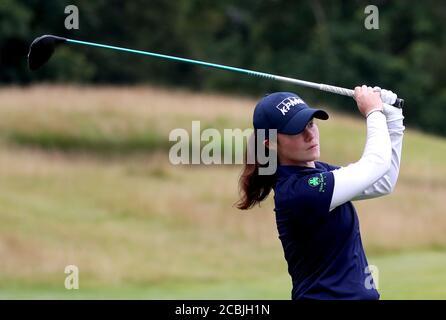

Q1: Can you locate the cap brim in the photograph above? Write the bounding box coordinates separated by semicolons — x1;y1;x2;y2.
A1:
279;108;329;135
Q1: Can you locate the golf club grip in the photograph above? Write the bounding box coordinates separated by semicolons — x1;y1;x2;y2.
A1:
318;84;404;109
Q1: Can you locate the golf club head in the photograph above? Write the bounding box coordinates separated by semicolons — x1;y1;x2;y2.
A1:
28;35;67;70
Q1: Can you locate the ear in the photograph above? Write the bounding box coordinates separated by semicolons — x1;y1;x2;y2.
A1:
264;138;277;150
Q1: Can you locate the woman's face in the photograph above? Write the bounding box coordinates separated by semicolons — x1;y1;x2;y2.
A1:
273;119;320;167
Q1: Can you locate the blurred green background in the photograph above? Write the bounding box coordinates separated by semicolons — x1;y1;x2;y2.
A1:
1;1;446;299
2;0;446;135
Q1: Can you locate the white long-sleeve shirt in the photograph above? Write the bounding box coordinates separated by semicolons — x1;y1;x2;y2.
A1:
329;104;405;211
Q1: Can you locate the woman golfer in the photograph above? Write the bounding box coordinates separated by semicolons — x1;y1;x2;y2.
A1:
237;85;404;300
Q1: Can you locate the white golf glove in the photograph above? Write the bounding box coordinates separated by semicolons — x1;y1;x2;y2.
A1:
373;86;397;105
372;87;403;122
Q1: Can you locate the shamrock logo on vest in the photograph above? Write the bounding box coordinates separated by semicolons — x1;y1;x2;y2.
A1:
308;176;321;187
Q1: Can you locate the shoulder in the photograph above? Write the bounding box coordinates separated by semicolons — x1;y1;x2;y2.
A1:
316;161;340;171
274;170;336;220
274;169;334;205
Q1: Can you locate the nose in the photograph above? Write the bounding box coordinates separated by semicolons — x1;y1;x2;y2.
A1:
303;127;315;142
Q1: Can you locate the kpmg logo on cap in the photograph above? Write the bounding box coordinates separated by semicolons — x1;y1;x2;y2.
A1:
275;97;305;115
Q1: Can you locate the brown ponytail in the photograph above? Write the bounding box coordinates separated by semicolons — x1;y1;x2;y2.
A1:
236;132;277;210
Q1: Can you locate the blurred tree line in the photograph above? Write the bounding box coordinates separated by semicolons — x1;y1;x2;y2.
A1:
1;0;446;136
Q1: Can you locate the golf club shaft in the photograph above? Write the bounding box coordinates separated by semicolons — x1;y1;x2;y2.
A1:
67;38;403;108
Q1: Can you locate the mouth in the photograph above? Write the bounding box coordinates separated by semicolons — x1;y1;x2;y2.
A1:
308;144;319;150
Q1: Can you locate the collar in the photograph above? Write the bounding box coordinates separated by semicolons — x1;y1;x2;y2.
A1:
276;161;327;178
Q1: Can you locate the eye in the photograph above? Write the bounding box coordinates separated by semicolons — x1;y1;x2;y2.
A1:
307;120;314;128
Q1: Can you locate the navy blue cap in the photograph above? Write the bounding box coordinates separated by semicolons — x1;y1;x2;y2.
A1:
253;92;329;135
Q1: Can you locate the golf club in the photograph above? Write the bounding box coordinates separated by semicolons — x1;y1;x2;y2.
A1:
28;35;404;108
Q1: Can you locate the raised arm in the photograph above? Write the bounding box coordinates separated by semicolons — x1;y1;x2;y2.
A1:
329;86;392;211
351;98;404;200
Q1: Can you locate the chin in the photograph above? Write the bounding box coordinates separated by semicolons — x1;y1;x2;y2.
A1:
306;152;319;161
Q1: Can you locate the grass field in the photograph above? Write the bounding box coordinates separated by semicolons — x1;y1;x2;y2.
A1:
0;85;445;299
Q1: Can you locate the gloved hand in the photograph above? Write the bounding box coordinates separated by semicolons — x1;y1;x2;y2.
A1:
373;86;397;105
373;87;403;122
